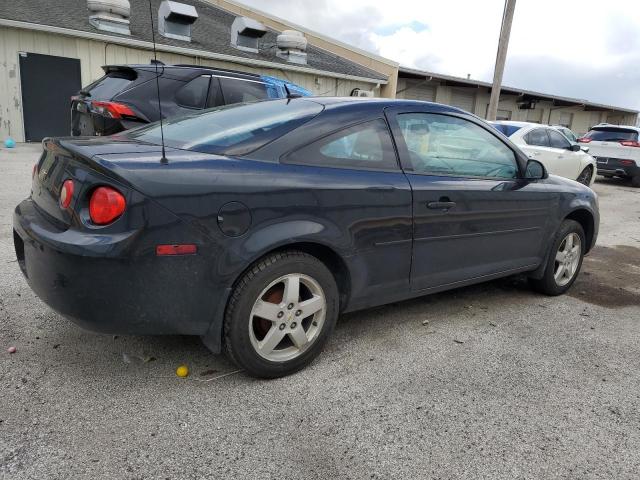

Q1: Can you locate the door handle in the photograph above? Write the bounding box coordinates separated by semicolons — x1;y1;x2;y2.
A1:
427;200;456;210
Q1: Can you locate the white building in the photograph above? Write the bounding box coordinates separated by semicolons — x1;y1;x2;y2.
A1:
397;67;638;135
0;0;393;142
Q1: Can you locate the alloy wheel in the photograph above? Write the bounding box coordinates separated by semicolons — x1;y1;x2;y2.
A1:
554;232;582;286
248;274;326;362
577;168;593;186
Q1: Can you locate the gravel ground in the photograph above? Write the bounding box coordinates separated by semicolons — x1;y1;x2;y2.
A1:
1;143;640;479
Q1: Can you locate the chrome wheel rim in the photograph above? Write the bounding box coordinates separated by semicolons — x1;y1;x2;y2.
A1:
554;233;582;286
248;274;326;362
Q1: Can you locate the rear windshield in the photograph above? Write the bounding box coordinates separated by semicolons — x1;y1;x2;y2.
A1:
491;123;522;137
81;71;136;100
126;99;324;156
584;127;638;142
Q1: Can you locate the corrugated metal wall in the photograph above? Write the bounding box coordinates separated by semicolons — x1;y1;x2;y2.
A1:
0;26;377;142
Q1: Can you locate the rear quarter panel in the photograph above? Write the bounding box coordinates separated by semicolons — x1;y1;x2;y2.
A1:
95;151;414;307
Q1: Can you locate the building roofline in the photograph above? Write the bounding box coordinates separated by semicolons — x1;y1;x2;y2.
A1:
400;66;639;114
0;18;388;85
211;0;399;69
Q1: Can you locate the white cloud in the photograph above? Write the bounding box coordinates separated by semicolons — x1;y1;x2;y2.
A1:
238;0;640;109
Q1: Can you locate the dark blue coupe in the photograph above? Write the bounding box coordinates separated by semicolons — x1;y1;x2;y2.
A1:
14;98;599;377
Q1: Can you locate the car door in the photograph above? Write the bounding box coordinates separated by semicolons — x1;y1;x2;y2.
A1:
547;128;581;179
385;107;551;291
281;117;413;305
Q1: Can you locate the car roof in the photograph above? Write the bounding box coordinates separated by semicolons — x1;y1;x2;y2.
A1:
305;96;467;113
491;120;540;127
104;63;262;80
591;123;640;133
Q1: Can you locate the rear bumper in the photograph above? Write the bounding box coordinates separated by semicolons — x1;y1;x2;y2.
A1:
13;198;225;336
595;157;640;177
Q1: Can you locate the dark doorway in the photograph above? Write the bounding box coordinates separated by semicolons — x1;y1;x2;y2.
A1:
19;52;82;142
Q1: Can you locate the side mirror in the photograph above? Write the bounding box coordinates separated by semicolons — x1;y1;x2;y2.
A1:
525;159;547;180
569;143;581;152
580;145;590;153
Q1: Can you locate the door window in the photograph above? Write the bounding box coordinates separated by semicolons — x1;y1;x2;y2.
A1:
397;113;518;179
220;78;269;104
548;129;572;149
286;119;399;170
524;128;550;147
175;75;210;109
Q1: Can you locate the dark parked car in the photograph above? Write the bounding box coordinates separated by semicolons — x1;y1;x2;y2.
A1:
15;98;599;378
70;63;311;136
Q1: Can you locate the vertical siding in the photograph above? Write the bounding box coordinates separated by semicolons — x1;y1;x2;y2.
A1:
0;26;378;142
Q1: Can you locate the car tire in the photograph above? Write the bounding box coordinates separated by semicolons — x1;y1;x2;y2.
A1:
576;166;593;186
631;175;640;188
529;220;586;296
223;251;339;378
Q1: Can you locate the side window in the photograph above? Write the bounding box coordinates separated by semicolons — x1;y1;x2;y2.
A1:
548;129;571;149
206;77;224;108
525;129;550;147
220;78;269;105
176;75;211;109
285;119;399;171
175;76;210;109
397;113;518;179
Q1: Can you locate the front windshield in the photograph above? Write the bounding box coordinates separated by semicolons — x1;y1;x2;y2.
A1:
126;99;324;156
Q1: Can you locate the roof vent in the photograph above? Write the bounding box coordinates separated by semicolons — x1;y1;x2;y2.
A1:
87;0;131;35
276;30;308;65
231;17;267;53
158;0;198;42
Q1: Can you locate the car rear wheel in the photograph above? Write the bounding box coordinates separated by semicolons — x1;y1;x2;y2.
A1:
576;166;593;186
529;220;585;296
223;251;339;378
631;175;640;188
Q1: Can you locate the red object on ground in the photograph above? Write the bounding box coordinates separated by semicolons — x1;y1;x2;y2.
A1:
8;346;17;354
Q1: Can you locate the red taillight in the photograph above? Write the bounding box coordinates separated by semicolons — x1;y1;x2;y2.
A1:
91;101;137;119
59;179;74;209
89;186;126;225
620;160;636;165
620;140;640;147
577;137;592;143
156;244;198;256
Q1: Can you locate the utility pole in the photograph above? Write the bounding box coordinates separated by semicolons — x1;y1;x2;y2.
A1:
487;0;516;121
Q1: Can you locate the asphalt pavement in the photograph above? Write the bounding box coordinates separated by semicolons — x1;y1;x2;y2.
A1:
1;143;640;479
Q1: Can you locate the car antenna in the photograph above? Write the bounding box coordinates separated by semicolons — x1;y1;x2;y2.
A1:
284;83;301;102
148;0;168;164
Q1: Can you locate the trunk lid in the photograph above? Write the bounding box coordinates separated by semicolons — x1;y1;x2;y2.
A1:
32;137;167;227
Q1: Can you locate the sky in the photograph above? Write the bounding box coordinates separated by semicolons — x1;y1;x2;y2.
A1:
237;0;640;110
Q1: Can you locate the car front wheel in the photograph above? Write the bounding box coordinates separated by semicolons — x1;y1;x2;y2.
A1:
223;251;339;378
529;220;585;296
576;166;593;186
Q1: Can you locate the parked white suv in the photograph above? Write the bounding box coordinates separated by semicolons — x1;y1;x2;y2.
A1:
491;121;596;186
578;124;640;187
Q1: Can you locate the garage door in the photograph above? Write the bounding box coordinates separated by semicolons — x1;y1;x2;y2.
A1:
403;80;436;102
527;108;543;123
19;52;82;142
450;89;475;113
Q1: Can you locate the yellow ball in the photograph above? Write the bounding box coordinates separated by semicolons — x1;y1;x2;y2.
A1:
175;365;189;378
